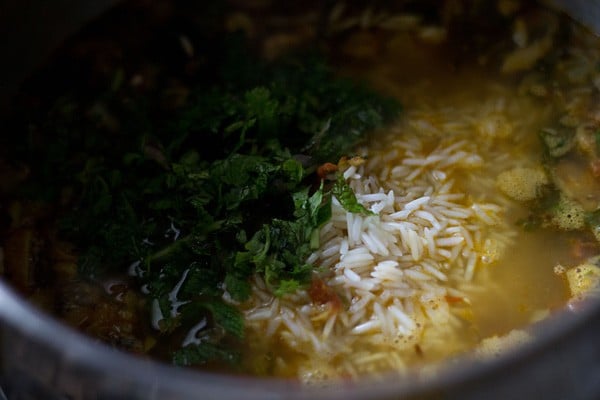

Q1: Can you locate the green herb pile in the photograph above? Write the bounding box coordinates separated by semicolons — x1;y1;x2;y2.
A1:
12;36;400;367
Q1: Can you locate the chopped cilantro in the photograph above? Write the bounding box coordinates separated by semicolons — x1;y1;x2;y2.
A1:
11;33;400;367
333;173;375;216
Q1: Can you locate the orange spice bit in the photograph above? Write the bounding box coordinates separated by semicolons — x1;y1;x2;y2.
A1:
445;295;464;304
308;277;342;312
317;162;338;180
318;156;366;181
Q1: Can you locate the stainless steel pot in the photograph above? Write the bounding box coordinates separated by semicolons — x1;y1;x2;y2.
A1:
1;277;599;400
0;2;599;399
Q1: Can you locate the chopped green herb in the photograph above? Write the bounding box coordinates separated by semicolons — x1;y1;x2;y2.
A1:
12;34;400;367
333;173;375;216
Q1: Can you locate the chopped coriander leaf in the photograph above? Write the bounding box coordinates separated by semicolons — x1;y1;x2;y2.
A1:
333;173;375;216
14;33;400;367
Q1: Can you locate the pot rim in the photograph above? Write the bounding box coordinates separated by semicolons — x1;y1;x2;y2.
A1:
0;278;598;399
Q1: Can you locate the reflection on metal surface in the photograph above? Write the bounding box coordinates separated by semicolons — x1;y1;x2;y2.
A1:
545;0;600;35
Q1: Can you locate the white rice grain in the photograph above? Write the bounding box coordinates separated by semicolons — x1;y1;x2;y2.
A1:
404;196;430;210
352;319;381;334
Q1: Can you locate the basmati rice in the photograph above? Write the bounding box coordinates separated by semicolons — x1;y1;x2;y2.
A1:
214;44;577;379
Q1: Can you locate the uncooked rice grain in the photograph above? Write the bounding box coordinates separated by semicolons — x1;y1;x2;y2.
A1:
231;88;530;382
